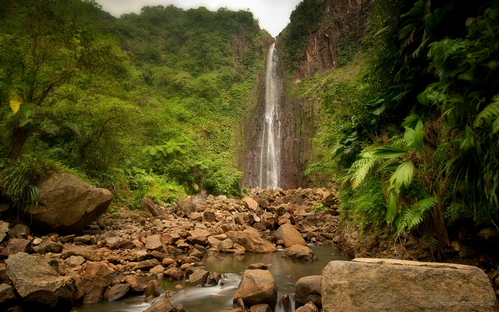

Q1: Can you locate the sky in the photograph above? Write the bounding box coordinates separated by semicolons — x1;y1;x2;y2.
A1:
95;0;302;37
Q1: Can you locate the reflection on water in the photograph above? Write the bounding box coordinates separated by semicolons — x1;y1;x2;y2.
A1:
71;245;349;312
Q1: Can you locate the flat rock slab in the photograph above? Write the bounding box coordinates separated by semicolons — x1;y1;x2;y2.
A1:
322;258;498;311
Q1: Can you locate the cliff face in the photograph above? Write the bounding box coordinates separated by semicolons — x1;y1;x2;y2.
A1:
239;0;371;190
279;0;371;81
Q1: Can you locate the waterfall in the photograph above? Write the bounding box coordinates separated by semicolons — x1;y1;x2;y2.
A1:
259;42;281;190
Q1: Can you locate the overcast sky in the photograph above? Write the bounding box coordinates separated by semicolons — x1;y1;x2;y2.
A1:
95;0;302;37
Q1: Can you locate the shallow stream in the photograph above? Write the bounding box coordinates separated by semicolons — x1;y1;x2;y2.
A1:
71;245;349;312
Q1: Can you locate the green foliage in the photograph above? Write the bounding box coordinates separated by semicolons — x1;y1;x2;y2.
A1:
339;173;388;232
0;156;42;213
0;1;271;213
314;0;499;247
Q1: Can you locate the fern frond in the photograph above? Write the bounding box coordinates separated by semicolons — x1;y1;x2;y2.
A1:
474;94;499;128
348;150;379;188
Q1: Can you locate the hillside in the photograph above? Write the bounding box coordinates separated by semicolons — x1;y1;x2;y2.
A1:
0;1;272;213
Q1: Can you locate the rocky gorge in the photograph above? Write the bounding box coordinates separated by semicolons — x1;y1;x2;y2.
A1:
0;179;497;311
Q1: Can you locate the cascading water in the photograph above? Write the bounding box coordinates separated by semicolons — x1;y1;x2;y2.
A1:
259;42;281;190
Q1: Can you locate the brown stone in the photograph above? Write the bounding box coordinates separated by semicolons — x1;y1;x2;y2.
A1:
39;240;63;253
295;275;321;307
104;283;129;301
142;197;168;217
5;252;75;309
144;298;174;312
82;261;112;303
218;239;234;251
283;245;315;260
0;239;32;257
62;244;102;261
162;258;176;266
202;211;216;223
249;303;272;312
164;267;184;280
226;231;276;253
133;259;161;271
243;196;259;211
144;280;163;298
322;259;498;311
146;235;163;251
275;224;307;247
125;275;147;293
189;269;209;287
26;173;113;234
233;269;277;308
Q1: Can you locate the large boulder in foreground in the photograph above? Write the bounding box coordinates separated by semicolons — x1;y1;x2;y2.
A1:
5;252;75;310
26;173;113;234
233;269;277;308
275;224;307;247
322;258;497;311
226;231;277;253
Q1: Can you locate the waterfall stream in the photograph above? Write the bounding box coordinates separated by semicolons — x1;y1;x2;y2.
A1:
259;42;281;190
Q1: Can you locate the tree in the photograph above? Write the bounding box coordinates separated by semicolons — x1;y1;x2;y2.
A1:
0;0;125;160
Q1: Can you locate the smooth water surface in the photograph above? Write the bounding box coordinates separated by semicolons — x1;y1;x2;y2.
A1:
72;245;349;312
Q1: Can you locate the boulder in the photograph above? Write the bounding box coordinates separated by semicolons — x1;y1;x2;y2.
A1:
0;221;9;243
295;302;319;312
144;298;174;312
125;275;147;293
0;239;32;257
5;252;75;309
62;244;102;261
322;259;498;311
295;275;321;307
146;235;163;251
82;261;112;303
202;211;216;223
104;284;129;301
25;173;113;234
226;231;277;253
189;269;209;287
218;239;234;251
132;259;161;271
283;245;315;260
275;224;307;247
164;267;184;280
0;283;17;307
142;197;168;217
7;224;30;239
39;240;63;253
321;190;337;207
233;269;277;308
144;280;163;298
243;196;259;211
249;303;272;312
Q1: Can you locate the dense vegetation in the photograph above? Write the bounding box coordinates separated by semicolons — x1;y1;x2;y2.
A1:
305;0;499;250
0;0;271;213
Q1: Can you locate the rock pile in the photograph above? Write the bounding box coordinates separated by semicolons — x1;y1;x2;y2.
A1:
0;187;339;311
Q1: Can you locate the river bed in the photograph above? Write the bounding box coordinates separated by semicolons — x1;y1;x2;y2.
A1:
71;245;349;312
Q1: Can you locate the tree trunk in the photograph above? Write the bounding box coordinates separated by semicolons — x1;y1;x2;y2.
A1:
7;127;30;161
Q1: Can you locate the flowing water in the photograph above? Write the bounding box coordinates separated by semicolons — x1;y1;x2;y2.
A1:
72;245;349;312
259;42;281;190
